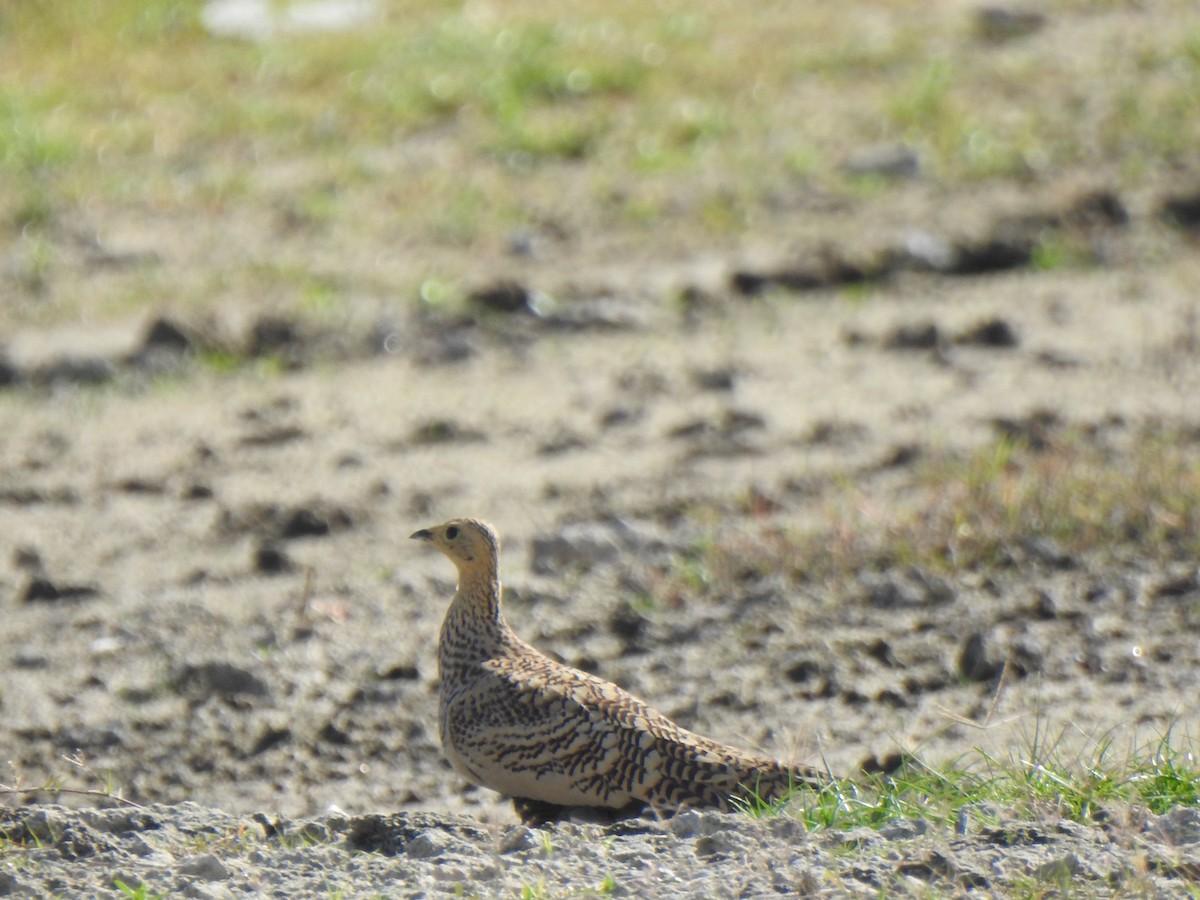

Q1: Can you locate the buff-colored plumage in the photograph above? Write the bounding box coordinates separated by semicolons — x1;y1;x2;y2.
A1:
411;517;821;824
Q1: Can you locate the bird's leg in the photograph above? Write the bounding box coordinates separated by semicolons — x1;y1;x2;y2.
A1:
512;796;573;827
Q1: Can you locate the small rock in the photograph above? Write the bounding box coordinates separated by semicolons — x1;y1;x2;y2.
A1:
52;724;124;753
784;659;821;684
720;408;766;433
279;504;352;540
880;818;929;841
19;576;99;603
1070;190;1128;228
976;6;1047;42
608;601;648;643
695;832;737;857
878;444;921;468
115;477;164;495
408;418;486;445
670;809;725;839
536;295;642;331
729;270;771;295
413;323;475;366
1159;189;1200;230
468;280;530;314
529;519;669;575
1035;853;1086;882
955;317;1019;348
499;826;537;853
141;317;193;353
732;266;828;295
1147;807;1200;845
505;229;537;258
250;542;292;578
907;568;956;604
1032;589;1058;620
958;631;1003;682
406;829;451;859
949;237;1033;275
0;352;20;387
378;662;420;681
319;721;351;745
823;825;882;851
32;356;116;387
863;575;922;609
805;419;868;446
859;748;902;777
690;366;737;392
182;483;215;501
239;425;307;448
537;428;588;456
12;546;42;569
178;883;234;899
897;850;955;880
292;821;332;844
901;230;957;272
178;853;230;881
863;570;954;609
174;661;270;701
280;508;331;539
247;315;300;357
1019;536;1074;569
883;321;941;351
1152;571;1199;598
866;638;898;667
991;409;1061;450
79;808;160;835
430;863;472;881
13;651;49;669
598;406;641;429
130;317;194;373
841;142;922;179
249;726;290;755
531;524;620;573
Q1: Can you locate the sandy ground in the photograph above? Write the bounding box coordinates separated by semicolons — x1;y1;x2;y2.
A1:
2;171;1200;895
3;233;1199;799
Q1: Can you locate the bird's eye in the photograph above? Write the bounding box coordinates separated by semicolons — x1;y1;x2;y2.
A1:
446;525;459;540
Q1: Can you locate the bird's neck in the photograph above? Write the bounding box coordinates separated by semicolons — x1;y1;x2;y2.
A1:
455;567;502;621
439;568;519;661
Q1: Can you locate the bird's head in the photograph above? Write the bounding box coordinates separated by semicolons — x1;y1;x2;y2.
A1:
410;517;501;580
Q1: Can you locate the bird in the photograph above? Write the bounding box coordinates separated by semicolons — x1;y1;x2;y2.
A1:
410;517;824;825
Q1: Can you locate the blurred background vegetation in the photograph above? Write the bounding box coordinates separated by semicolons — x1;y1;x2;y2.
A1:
2;0;1198;329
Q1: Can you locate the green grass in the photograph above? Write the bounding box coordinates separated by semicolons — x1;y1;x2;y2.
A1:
113;882;168;900
681;423;1200;593
3;2;1200;330
739;720;1199;833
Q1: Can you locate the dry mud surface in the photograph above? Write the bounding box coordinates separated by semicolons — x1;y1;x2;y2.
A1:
3;184;1200;896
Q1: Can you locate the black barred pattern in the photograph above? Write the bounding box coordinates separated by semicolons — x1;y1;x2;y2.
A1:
413;518;821;822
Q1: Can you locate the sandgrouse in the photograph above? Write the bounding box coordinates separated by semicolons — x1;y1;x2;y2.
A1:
411;517;822;824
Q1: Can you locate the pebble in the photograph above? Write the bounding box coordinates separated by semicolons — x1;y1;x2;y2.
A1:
529;519;673;575
178;854;231;881
27;803;1186;898
1147;807;1200;844
404;830;450;859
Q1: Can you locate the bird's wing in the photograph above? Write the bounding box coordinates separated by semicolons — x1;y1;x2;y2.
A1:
445;651;795;809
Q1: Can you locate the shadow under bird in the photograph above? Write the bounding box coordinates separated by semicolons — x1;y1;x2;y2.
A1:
411;517;825;825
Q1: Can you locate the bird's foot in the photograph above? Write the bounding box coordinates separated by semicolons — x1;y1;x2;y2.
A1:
512;797;649;827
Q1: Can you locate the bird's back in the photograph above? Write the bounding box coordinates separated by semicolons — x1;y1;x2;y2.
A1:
440;631;816;815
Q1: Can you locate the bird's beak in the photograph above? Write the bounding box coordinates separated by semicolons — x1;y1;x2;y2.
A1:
410;528;434;541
